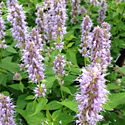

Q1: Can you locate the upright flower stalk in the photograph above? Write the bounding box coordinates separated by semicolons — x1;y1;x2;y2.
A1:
88;0;99;6
70;0;80;24
36;5;46;45
22;28;45;83
76;66;108;125
53;54;65;86
79;15;93;58
97;0;107;24
0;94;16;125
44;0;67;49
7;0;29;48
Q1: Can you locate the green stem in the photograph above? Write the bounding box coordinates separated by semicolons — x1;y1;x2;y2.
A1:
60;85;64;101
45;104;52;120
84;58;86;67
0;48;2;63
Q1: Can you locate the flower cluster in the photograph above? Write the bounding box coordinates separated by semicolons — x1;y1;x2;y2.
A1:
79;15;93;58
80;7;87;17
30;28;44;50
0;13;7;49
76;66;108;125
53;54;65;86
0;94;16;125
34;84;46;98
70;0;81;24
88;0;99;6
7;0;29;48
22;41;44;83
97;0;107;24
36;5;46;44
44;0;67;48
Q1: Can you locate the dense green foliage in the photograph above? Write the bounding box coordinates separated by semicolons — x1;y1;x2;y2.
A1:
0;0;125;125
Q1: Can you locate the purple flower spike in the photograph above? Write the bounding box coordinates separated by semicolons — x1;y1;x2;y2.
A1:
70;0;80;24
76;66;108;125
97;0;107;24
23;41;45;83
7;0;29;48
88;0;99;6
44;0;67;44
34;84;46;98
80;15;93;58
36;5;46;44
53;54;65;86
0;94;16;125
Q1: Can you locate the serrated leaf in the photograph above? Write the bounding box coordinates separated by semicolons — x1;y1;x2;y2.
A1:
6;46;17;53
25;95;34;100
52;109;61;120
46;76;56;89
0;73;7;86
61;86;72;94
58;101;78;113
31;98;48;116
47;101;62;110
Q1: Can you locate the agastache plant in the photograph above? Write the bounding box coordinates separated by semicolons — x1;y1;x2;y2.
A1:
97;0;107;24
34;84;46;98
88;0;99;6
7;0;29;48
0;14;7;49
70;0;81;24
22;41;45;83
76;66;108;125
36;5;46;44
79;15;93;58
53;54;65;86
44;0;67;49
0;94;16;125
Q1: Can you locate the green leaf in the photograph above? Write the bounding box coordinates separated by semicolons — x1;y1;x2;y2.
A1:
19;82;24;93
31;98;48;116
52;109;61;121
58;101;78;113
6;46;17;53
0;91;9;96
0;57;19;72
16;108;45;125
107;83;121;90
47;101;62;110
66;42;74;48
25;95;34;100
0;73;7;86
46;76;56;89
61;86;72;95
107;92;125;109
66;50;77;65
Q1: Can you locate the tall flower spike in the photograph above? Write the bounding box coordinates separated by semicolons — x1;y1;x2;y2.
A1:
91;26;105;70
0;94;16;125
97;0;107;24
70;0;80;24
101;22;112;69
7;0;29;48
88;0;99;6
53;54;65;86
34;84;46;98
0;13;7;49
36;5;46;45
30;28;44;51
22;41;45;83
79;15;93;58
44;0;67;48
76;66;108;125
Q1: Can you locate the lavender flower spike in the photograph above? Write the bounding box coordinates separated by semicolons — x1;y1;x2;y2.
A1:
36;5;46;45
88;0;99;6
34;84;46;98
79;15;93;58
70;0;80;24
7;0;29;48
97;0;107;24
44;0;67;44
53;54;65;86
76;66;108;125
22;41;45;83
0;13;7;49
0;94;16;125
